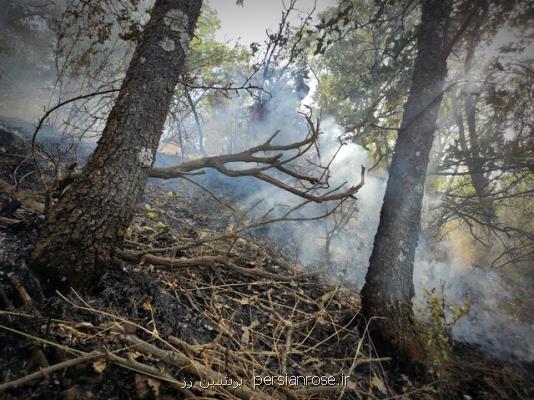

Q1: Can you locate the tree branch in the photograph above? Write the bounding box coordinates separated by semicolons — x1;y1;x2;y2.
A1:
150;115;365;203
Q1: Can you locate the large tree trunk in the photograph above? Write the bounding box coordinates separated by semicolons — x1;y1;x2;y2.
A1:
31;0;202;290
360;0;452;372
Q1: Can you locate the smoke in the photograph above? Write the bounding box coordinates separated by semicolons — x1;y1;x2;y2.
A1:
0;0;150;122
415;240;534;364
185;69;534;366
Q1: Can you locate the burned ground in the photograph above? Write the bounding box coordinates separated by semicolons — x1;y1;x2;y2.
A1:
0;136;533;399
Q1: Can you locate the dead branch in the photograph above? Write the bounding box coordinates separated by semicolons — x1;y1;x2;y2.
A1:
8;275;32;306
121;334;270;400
117;250;316;282
0;352;104;392
123;192;355;259
104;351;196;398
0;216;21;228
150;115;365;204
0;180;44;213
30;88;120;151
0;347;195;397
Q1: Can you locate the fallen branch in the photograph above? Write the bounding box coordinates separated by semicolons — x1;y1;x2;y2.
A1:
0;216;21;228
0;347;195;398
117;250;313;282
105;351;195;398
0;352;104;392
122;334;271;400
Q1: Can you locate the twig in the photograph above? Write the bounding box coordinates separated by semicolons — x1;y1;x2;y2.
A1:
121;334;271;400
30;89;120;150
105;351;195;398
8;275;32;306
0;216;21;228
0;352;103;392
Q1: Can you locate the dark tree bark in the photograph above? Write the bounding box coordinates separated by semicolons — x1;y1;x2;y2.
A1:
360;0;453;372
31;0;203;290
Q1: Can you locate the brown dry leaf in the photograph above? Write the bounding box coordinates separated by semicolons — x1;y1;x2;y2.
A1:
213;301;224;310
92;359;107;374
241;319;260;343
371;374;387;395
63;386;81;400
302;357;317;366
241;327;250;343
121;321;138;334
57;324;87;338
128;350;142;360
143;299;152;310
346;380;358;391
135;374;150;399
218;319;233;336
75;322;94;329
147;377;161;398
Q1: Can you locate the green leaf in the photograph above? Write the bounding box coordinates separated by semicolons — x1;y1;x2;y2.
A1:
154;221;168;234
146;210;158;220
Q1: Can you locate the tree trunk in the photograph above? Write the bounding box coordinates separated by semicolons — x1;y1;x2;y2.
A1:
184;88;206;156
31;0;203;290
360;0;452;372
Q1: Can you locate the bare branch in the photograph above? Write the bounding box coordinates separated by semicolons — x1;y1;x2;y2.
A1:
150;115;365;203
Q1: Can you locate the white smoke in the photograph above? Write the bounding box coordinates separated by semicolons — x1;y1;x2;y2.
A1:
414;241;534;363
190;75;534;366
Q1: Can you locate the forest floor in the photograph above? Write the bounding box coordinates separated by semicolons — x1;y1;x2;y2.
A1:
0;131;533;399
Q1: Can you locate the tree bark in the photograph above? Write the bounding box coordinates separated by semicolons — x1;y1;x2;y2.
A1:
31;0;203;290
360;0;452;373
